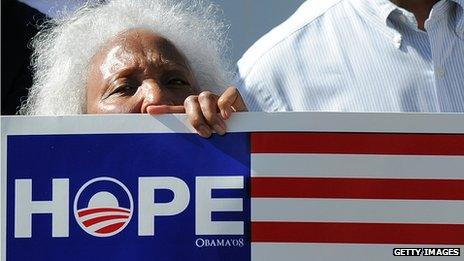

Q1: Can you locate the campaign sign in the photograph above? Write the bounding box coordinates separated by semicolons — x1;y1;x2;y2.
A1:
6;133;250;261
3;113;464;261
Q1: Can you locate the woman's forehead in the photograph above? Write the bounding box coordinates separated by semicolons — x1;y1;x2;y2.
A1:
94;29;190;79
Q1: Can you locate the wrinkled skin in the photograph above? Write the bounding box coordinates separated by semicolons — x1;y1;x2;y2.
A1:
86;28;198;114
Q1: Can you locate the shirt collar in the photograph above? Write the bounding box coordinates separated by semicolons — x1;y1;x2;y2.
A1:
351;0;406;48
430;0;464;39
352;0;464;45
352;0;397;25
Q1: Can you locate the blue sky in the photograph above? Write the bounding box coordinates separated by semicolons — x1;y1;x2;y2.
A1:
19;0;86;17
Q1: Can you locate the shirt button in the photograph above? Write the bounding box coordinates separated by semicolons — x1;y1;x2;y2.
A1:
436;68;445;77
393;35;402;48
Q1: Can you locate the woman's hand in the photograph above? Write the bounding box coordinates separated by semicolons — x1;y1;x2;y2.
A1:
184;86;247;138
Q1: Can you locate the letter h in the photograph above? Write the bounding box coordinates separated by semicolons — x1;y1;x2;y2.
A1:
14;179;69;238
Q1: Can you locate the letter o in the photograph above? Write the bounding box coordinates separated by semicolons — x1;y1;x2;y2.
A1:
195;238;205;248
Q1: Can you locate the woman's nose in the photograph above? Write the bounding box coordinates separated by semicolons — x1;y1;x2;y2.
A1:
140;80;172;113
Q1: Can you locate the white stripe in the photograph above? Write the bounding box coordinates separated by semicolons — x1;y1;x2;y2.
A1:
251;154;464;179
252;243;464;261
252;198;464;224
3;112;464;135
86;218;128;232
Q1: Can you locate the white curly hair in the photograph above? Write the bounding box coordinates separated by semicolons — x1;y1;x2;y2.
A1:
20;0;233;115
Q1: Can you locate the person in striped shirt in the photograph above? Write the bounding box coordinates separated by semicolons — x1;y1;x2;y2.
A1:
186;0;464;137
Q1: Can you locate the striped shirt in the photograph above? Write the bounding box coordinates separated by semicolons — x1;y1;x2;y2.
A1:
236;0;464;112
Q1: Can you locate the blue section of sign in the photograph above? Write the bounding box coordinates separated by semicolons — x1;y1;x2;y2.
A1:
7;133;250;261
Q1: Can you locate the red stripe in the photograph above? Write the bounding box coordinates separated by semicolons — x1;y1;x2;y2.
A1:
251;177;464;200
252;222;464;244
95;222;126;234
82;215;129;227
78;207;130;217
251;133;464;155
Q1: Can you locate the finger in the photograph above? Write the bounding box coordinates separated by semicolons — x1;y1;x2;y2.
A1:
198;91;226;135
217;86;248;120
147;105;185;115
184;95;212;138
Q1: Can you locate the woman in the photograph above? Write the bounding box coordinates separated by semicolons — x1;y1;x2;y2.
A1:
20;0;233;117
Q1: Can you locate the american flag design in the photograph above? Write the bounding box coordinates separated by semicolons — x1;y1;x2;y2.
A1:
250;132;464;260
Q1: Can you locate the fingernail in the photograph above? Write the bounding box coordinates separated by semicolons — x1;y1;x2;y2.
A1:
199;125;211;138
213;124;226;135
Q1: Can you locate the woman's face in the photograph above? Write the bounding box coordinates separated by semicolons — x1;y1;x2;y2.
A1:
86;29;199;114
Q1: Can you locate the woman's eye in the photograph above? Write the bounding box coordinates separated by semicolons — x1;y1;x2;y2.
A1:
167;77;189;86
111;84;137;96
